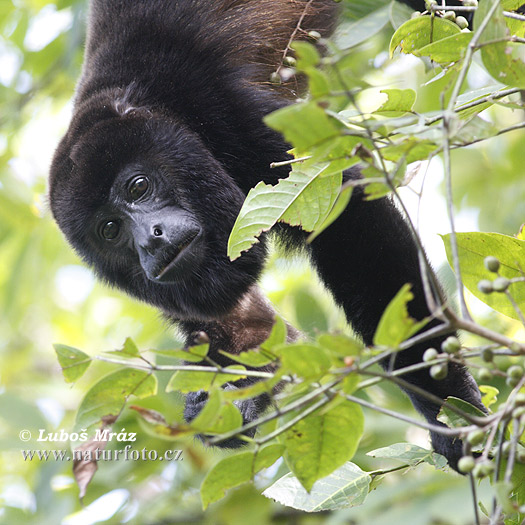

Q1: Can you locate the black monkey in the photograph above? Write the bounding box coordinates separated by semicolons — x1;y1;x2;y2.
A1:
49;0;484;470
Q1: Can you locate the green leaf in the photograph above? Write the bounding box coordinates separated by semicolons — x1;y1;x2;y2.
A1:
282;399;364;491
162;344;210;363
494;481;517;515
106;337;141;358
317;333;362;357
228;165;341;260
373;284;429;348
390;16;461;57
442;232;525;320
166;366;246;393
191;390;243;434
367;443;448;469
261;315;287;351
200;444;284;509
437;396;488;429
219;348;276;367
262;462;371;512
76;369;157;429
307;185;353;243
54;344;92;384
479;385;499;409
278;343;331;380
475;1;525;88
264;101;342;154
375;89;416;115
416;32;473;64
334;6;390;49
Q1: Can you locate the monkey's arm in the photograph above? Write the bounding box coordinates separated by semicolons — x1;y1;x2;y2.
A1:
308;167;484;469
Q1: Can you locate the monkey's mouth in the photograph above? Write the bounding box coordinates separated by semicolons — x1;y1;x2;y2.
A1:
154;231;201;282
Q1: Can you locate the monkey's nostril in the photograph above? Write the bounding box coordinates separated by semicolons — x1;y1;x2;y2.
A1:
153;227;163;237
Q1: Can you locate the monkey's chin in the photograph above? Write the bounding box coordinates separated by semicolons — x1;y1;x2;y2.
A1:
151;233;204;284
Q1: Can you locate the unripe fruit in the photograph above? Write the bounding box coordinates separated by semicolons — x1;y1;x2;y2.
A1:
508;365;524;380
508;376;521;388
484;256;500;273
478;368;493;382
458;455;475;473
308;31;321;41
481;348;494;362
442;336;461;354
463;0;478;6
283;56;296;67
467;429;485;446
423;348;439;362
478;280;493;294
411;11;421;18
456;16;469;29
513;407;525;420
430;363;448;380
517;449;525;463
473;461;494;478
443;11;456;21
270;72;281;84
515;393;525;406
510;342;521;353
493;277;510;292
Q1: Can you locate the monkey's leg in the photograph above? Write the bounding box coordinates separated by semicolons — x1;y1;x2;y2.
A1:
178;285;299;447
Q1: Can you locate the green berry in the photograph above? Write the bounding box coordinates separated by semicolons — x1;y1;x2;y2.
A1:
508;376;521;388
443;11;456;21
510;342;521;353
473;460;494;478
463;0;478;6
481;461;495;476
478;368;493;382
481;348;494;362
411;11;421;18
456;16;469;29
467;429;485;446
472;464;485;479
478;280;493;294
442;336;461;354
484;256;500;273
508;365;524;380
515;393;525;406
458;455;475;473
430;364;448;380
513;406;525;420
493;277;510;292
270;72;282;84
283;56;296;67
308;31;321;41
423;348;439;362
517;449;525;463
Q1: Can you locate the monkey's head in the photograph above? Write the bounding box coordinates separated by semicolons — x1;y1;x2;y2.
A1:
49;97;266;319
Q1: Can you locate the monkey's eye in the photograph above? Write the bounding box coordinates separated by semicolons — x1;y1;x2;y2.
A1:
100;221;120;240
129;176;149;201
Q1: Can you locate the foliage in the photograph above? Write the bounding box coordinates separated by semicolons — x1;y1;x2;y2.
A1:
2;1;525;524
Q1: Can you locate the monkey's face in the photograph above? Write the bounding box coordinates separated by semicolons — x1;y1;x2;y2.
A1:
49;112;266;319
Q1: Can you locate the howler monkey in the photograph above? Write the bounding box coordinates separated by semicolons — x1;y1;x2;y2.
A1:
49;0;484;470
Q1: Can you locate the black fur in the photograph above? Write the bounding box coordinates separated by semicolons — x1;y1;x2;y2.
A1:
49;0;484;471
